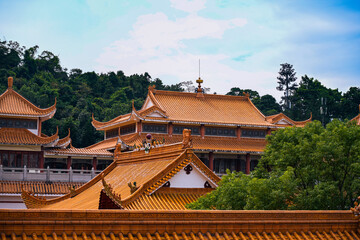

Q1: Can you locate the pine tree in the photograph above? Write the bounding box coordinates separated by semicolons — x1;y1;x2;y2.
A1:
276;63;298;110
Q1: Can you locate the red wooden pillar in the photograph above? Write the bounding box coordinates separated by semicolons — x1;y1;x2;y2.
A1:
67;156;72;169
39;151;44;169
38;118;42;136
209;152;214;171
237;126;241;140
267;128;272;135
245;153;251;174
92;157;97;170
137;121;142;133
168;122;173;136
200;124;205;139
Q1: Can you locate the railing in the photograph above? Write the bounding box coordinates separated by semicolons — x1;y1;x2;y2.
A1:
0;165;102;183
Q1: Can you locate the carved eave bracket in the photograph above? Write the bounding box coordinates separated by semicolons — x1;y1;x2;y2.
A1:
101;174;123;209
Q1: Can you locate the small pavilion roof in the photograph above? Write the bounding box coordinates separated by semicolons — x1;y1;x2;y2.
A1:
0;128;58;146
265;113;312;127
22;136;220;210
0;77;56;120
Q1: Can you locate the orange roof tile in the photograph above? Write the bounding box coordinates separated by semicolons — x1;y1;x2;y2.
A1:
0;128;58;146
86;137;119;150
0;181;83;195
45;145;113;158
92;88;277;130
54;129;71;148
266;113;312;127
145;90;273;126
0;77;56;119
22;143;220;209
0;209;358;240
120;133;267;153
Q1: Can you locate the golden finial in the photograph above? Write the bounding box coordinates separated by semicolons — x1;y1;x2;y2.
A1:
8;77;13;89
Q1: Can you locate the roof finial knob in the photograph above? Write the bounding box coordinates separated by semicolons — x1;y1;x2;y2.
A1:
8;77;13;89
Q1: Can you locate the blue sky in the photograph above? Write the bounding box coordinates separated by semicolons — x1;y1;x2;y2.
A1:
0;0;359;99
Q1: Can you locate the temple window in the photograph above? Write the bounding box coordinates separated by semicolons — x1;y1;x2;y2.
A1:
205;127;236;137
143;124;167;133
0;118;37;129
242;129;266;138
120;124;136;135
106;129;119;139
173;125;200;135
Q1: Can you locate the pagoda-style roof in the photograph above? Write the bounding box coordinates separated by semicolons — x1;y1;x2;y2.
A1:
0;77;56;120
22;134;221;210
92;87;277;130
266;113;312;127
0;128;58;146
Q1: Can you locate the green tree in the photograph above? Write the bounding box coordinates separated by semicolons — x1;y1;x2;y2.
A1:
276;63;298;111
188;120;360;210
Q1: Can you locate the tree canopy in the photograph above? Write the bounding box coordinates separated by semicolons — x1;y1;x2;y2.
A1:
187;120;360;210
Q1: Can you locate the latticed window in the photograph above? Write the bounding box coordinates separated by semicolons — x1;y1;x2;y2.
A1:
106;129;119;139
143;124;167;133
242;129;266;138
0;118;37;129
205;127;236;137
173;125;200;135
120;124;136;135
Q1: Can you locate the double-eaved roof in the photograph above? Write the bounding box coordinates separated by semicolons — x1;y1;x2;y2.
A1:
92;86;312;130
22;136;221;210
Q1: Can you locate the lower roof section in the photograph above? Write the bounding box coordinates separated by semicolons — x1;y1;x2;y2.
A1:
0;209;358;239
94;133;267;153
0;181;83;195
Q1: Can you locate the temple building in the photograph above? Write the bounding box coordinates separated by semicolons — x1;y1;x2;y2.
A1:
21;130;221;210
0;77;113;171
90;80;311;175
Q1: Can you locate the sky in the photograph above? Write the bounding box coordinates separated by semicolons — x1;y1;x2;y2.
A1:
0;0;360;99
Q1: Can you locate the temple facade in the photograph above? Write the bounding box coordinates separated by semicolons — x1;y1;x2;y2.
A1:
0;77;113;172
90;81;311;175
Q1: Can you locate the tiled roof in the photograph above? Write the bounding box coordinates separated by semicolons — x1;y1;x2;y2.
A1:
145;90;273;126
45;145;113;158
22;143;220;209
54;129;71;148
120;133;267;153
0;209;358;240
0;181;83;195
0;128;58;146
266;113;312;127
0;77;56;119
125;188;212;210
86;137;119;150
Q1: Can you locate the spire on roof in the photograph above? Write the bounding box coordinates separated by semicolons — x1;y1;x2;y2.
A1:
8;77;13;89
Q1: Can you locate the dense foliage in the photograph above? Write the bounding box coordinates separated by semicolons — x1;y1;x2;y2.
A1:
187;120;360;210
1;39;360;147
0;40;182;147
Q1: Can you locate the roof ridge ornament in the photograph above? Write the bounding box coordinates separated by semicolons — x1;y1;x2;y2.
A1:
8;77;13;89
182;129;193;149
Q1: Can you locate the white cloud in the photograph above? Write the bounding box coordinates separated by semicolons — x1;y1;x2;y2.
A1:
170;0;206;13
95;11;250;95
